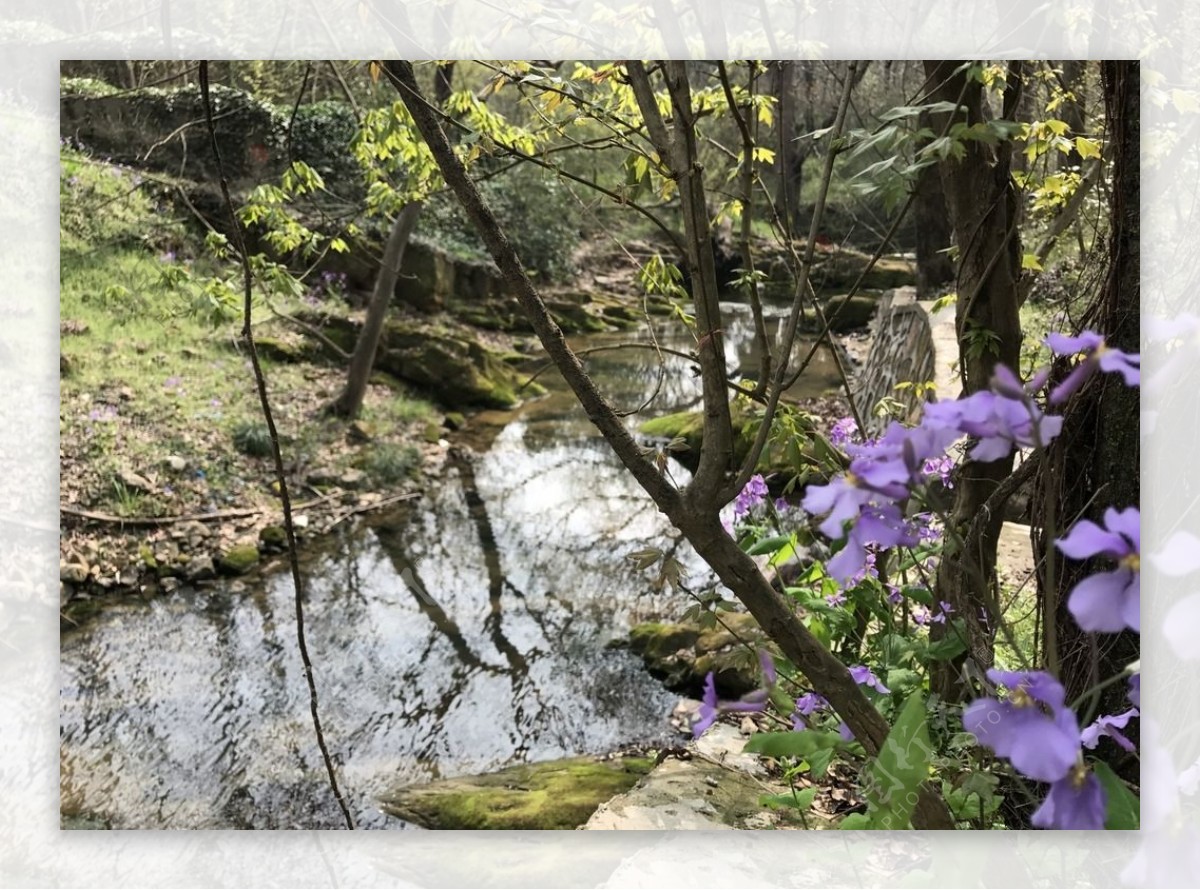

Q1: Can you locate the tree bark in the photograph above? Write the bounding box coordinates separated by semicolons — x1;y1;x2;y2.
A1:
1031;61;1139;779
388;59;955;830
913;110;955;298
923;60;1026;702
326;201;422;419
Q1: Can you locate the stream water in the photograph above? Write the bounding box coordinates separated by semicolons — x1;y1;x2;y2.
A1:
60;301;843;829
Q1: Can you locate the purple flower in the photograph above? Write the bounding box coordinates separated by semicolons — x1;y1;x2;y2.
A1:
733;474;768;520
1032;765;1107;829
1056;506;1140;633
1129;673;1140;708
829;416;858;446
1081;707;1139;753
837;721;855;741
164;376;182;389
963;670;1081;783
932;388;1063;461
773;496;791;513
885;584;903;605
825;592;847;607
758;649;777;687
1046;330;1140;404
827;505;916;584
795;692;829;715
912;606;931;626
88;404;118;422
923;454;955;487
693;672;720;736
849;665;890;694
692;670;768;738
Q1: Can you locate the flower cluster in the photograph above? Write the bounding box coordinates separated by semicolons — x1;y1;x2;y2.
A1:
963;669;1141;829
953;329;1142;830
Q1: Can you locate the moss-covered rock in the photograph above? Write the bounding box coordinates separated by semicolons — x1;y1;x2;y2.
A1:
254;334;320;363
376;327;530;409
379;755;653;830
819;293;882;331
628;622;701;660
639;405;767;476
814;250;916;291
217;544;260;575
628;611;770;699
258;525;286;549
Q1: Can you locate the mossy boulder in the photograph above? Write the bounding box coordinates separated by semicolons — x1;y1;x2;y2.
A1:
376;321;541;410
217;544;260;576
627;612;769;699
639;405;765;476
379;755;653;830
814;249;916;291
820;293;882;331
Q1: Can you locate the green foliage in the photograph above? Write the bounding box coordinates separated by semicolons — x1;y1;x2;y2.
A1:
359;443;421;485
60;76;120;98
857;692;934;829
231;421;274;457
288;100;362;192
421;164;582;282
1093;761;1140;830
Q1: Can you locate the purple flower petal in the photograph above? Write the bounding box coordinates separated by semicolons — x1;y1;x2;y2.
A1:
1032;769;1107;829
758;649;777;687
1067;567;1139;633
1056;519;1130;561
1081;708;1139;752
1129;673;1140;708
1046;331;1105;354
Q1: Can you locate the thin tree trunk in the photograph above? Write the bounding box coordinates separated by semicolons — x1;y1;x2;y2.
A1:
387;59;955;830
913;110;955;298
1031;60;1139;781
326;201;422;419
923;60;1026;702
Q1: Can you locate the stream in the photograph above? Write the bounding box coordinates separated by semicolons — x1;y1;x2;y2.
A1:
60;301;844;829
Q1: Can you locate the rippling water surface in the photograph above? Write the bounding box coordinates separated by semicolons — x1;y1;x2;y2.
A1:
60;302;842;829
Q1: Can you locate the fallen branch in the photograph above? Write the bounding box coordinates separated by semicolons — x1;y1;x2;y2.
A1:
60;492;341;527
327;491;422;528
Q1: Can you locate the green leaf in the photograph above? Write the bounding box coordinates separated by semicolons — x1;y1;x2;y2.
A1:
1093;761;1140;830
744;729;846;759
760;787;817;811
862;691;934;829
838;812;872;829
926;623;969;661
1075;136;1102;160
1022;253;1045;271
747;534;793;556
806;746;837;778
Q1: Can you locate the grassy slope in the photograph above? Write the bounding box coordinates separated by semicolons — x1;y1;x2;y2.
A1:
59;146;437;582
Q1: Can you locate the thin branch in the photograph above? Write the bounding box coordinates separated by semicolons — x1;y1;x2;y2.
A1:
724;62;860;503
198;61;355;831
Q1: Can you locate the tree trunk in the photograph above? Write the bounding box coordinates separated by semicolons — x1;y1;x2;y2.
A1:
1056;60;1087;172
326;202;423;419
388;59;956;830
770;61;800;231
913;110;955;298
922;60;1026;702
1031;61;1139;780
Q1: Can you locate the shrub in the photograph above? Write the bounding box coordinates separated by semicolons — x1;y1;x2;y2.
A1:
359;443;421;485
422;163;582;283
231;421;274;457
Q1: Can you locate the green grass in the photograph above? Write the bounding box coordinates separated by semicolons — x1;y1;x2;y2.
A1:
60;145;436;517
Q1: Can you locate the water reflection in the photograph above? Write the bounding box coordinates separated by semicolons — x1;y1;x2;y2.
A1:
60;303;843;829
